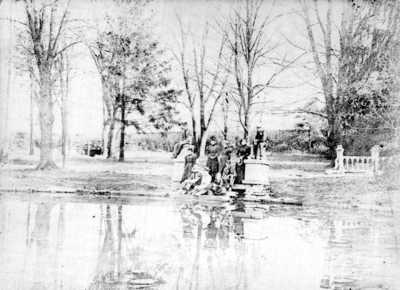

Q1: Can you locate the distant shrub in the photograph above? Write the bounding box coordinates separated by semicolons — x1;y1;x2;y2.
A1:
273;143;290;153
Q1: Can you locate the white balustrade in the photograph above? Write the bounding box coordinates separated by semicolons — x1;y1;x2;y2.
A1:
334;145;383;174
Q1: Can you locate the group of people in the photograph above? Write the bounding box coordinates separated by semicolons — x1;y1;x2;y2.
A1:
177;135;260;196
170;122;270;196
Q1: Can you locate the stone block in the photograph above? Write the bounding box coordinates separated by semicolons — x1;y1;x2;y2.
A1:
243;159;270;185
172;160;185;182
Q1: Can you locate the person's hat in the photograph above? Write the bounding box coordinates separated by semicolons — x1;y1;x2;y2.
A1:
210;136;217;141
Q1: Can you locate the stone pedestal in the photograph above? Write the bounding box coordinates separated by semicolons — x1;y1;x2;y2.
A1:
172;161;185;182
243;159;270;185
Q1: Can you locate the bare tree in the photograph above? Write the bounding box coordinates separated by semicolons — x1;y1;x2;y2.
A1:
174;17;229;154
84;4;117;158
222;0;298;138
54;35;74;168
29;58;36;155
174;16;197;149
1;1;13;162
297;0;400;158
22;0;78;169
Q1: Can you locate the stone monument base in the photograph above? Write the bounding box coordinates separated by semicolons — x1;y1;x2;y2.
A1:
243;159;270;185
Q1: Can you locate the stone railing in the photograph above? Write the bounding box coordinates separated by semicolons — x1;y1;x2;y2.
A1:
334;145;382;174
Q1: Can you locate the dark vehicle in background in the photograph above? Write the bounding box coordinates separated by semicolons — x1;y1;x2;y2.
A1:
81;141;103;157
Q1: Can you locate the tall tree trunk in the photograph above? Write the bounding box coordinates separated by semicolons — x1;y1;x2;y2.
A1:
191;112;198;152
61;99;67;167
119;59;127;162
101;78;113;157
223;97;228;141
1;2;13;162
60;53;68;168
107;118;116;159
199;94;207;156
37;67;57;170
29;69;35;155
119;104;125;162
243;112;249;139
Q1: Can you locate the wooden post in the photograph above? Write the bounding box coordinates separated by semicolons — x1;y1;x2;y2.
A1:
336;145;344;173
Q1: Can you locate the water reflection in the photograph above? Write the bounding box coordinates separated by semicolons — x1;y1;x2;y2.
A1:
0;194;398;290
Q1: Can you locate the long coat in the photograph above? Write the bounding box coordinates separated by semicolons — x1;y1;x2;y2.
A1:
205;144;221;181
236;145;251;184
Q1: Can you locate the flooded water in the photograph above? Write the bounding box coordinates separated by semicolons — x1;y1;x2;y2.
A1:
0;193;399;290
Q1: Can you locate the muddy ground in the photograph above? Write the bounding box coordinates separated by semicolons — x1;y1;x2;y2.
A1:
1;149;398;210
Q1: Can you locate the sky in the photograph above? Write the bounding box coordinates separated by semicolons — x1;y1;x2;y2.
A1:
0;0;340;142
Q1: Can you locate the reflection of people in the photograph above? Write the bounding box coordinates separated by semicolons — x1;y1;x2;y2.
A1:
182;165;202;193
233;215;244;244
180;205;198;239
172;122;192;158
253;126;264;159
236;139;251;184
205;136;221;183
180;146;197;183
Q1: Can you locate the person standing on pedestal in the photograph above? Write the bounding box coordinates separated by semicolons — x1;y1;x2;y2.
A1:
236;138;251;184
172;122;192;158
205;136;221;183
253;126;264;159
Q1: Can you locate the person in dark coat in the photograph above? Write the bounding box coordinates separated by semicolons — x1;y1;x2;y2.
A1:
236;138;251;184
205;136;221;183
219;141;233;174
253;126;264;159
180;146;197;183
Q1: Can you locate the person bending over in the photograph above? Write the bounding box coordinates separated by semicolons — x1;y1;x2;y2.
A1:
172;122;192;158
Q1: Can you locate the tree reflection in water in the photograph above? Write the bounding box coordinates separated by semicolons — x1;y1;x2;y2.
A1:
89;205;159;290
31;202;56;290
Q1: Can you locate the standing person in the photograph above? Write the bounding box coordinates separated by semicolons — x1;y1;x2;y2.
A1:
172;122;192;158
205;136;221;183
180;146;197;183
236;138;251;184
253;126;264;159
219;141;233;174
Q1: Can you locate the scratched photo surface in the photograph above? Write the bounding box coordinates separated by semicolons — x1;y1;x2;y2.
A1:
0;0;399;290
